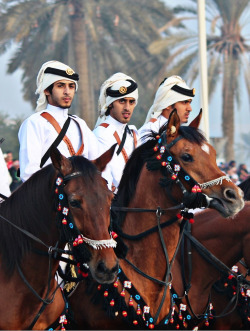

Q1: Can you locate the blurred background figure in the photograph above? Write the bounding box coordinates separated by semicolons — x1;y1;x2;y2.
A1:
4;151;13;169
237;163;250;183
9;159;22;192
0;147;11;199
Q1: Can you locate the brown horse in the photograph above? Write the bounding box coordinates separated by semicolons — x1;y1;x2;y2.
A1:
0;146;118;330
170;199;250;330
67;109;244;329
204;177;250;330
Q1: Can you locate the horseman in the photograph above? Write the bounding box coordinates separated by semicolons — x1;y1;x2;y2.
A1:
18;60;100;182
93;72;140;192
139;75;195;141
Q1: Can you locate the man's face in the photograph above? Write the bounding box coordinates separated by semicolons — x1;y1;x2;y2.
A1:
45;80;76;109
174;99;192;124
109;98;136;124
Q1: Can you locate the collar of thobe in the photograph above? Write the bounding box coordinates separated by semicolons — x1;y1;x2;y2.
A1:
106;115;129;135
46;104;69;118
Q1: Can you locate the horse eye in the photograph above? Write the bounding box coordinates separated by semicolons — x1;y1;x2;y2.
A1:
181;153;193;162
69;199;81;208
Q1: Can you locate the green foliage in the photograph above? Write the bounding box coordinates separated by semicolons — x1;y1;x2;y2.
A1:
0;112;23;159
0;0;176;128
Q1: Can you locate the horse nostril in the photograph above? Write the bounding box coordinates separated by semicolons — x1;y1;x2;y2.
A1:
96;261;106;273
111;262;119;274
224;188;237;201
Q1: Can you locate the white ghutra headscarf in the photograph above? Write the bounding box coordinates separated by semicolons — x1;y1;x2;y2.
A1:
35;60;79;112
145;75;195;123
95;72;139;128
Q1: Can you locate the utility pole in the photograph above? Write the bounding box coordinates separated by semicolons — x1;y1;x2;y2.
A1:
198;0;210;141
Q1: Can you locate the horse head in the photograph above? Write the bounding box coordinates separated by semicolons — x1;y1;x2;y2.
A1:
50;145;119;284
162;109;244;218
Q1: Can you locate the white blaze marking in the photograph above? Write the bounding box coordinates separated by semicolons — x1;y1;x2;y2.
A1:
201;144;209;154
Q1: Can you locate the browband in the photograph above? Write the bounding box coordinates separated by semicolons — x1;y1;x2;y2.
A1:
44;67;79;81
106;79;137;97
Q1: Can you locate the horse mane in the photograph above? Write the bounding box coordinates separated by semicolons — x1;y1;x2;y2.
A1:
239;177;250;201
113;124;206;225
0;155;97;276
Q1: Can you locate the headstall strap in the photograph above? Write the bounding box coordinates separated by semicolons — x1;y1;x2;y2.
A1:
63;171;82;183
55;173;117;251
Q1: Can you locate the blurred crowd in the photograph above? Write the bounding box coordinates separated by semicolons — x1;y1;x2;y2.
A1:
218;160;250;185
3;150;22;192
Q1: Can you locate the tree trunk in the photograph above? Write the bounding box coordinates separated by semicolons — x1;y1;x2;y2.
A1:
222;55;237;162
69;1;95;128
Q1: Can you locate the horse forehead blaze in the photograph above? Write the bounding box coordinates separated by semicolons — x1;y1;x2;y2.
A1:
201;143;210;154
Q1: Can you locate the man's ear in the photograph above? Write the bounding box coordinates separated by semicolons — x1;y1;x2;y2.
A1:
44;88;50;96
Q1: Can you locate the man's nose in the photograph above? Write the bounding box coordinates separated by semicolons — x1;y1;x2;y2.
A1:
124;101;131;110
64;86;70;94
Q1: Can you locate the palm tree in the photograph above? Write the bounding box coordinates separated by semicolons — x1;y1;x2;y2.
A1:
148;0;250;161
0;0;175;128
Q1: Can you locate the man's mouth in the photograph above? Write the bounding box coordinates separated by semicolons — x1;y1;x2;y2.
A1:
123;112;130;119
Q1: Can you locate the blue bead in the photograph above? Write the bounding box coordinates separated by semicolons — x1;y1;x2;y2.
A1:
69;223;73;228
135;294;141;300
164;319;169;324
185;175;190;181
158;138;162;143
187;315;191;320
149;318;153;323
118;268;121;274
167;156;172;161
59;194;64;200
173;293;177;298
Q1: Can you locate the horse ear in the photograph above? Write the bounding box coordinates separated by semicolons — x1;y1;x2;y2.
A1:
50;145;73;175
92;144;117;172
189;108;202;128
166;109;181;141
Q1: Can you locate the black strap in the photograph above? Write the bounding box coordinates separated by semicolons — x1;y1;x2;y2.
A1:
40;116;71;168
116;125;128;155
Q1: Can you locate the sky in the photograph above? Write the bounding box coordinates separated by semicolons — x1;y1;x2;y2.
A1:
0;50;33;120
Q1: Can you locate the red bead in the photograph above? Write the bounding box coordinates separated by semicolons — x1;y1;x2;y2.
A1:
111;231;118;239
78;238;83;244
129;298;133;306
171;174;177;180
57;203;62;211
133;320;138;325
110;299;115;306
81;271;88;278
97;284;101;290
153;146;158;152
113;281;118;288
149;324;155;329
189;218;195;224
73;241;78;246
120;290;125;297
177;213;182;219
62;218;67;225
161;161;167;166
122;311;127;317
156;154;162;160
104;290;108;297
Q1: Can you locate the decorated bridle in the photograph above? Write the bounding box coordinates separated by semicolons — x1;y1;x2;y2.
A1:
149;131;232;208
109;129;232;327
55;171;117;254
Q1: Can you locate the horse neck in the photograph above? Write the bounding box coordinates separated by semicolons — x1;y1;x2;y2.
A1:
119;166;181;320
175;206;250;313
